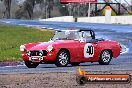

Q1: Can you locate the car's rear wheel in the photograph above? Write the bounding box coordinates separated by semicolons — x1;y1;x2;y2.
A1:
55;50;70;67
25;61;39;68
71;62;80;66
98;50;112;65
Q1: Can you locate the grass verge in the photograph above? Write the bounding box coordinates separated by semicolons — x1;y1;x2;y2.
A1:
0;26;54;62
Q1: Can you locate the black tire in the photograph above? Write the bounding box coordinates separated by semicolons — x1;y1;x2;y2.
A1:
98;50;112;65
25;61;39;68
55;50;70;67
71;62;80;66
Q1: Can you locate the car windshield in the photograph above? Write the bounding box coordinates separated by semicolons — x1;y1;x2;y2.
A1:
52;30;81;40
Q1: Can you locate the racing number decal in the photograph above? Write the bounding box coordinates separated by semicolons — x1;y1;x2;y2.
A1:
84;43;94;58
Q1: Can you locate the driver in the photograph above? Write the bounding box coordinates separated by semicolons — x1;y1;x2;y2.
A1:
85;33;92;40
82;33;92;42
86;35;91;39
67;32;75;39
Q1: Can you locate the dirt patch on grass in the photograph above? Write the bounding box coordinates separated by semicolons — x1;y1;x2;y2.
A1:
0;71;132;88
34;27;55;32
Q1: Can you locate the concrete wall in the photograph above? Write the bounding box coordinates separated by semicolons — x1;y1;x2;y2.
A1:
39;16;74;22
78;16;132;24
39;16;132;24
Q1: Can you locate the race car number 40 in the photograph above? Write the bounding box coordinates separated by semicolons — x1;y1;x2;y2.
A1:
84;43;94;58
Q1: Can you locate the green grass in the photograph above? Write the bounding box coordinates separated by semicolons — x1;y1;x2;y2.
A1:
0;26;54;62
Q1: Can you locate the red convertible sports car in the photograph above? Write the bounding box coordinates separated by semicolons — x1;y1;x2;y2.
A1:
20;29;121;68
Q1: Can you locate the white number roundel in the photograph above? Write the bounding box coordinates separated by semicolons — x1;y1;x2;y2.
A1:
84;43;94;58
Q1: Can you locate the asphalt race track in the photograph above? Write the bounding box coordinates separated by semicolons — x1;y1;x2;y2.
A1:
0;19;132;74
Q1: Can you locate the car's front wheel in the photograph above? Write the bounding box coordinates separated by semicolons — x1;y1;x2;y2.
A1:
55;50;70;67
25;61;39;68
98;50;112;65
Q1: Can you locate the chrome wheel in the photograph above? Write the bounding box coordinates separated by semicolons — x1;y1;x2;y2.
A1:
99;50;112;65
102;51;111;63
55;50;70;67
59;52;68;66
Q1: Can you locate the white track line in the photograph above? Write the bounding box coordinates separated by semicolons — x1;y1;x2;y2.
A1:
120;44;129;54
0;65;25;68
48;27;54;30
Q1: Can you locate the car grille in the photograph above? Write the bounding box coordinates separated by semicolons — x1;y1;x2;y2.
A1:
42;50;48;56
27;50;48;56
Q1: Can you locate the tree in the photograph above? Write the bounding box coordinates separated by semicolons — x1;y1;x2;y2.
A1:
15;0;54;19
23;0;35;19
47;0;54;18
1;0;11;19
15;0;41;19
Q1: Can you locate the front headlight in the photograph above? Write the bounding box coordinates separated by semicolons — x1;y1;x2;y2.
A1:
47;45;53;52
20;45;26;52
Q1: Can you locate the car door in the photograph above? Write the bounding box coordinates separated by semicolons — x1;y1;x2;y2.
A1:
78;41;100;62
77;30;100;62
